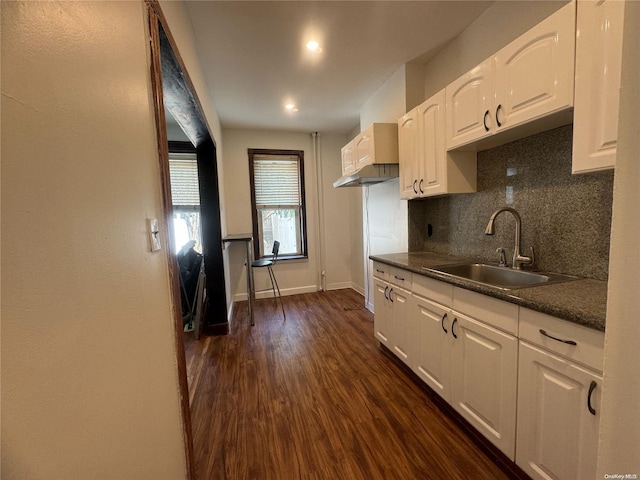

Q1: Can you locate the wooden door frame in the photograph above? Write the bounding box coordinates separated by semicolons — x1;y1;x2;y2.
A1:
146;1;220;477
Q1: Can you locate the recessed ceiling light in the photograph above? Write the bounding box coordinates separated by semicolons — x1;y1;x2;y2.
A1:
306;40;322;53
285;103;298;112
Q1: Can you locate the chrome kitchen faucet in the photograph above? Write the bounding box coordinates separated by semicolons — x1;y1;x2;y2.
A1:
485;207;534;270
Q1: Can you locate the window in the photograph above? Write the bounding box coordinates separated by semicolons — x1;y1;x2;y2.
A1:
248;149;307;260
168;149;202;253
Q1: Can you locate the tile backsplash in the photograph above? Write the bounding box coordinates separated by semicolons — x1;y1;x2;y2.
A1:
408;125;614;281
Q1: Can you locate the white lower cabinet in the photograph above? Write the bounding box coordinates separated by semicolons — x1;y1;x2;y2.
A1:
373;277;393;348
516;341;602;480
516;307;604;480
449;312;518;459
390;285;412;365
374;275;412;366
412;284;518;460
414;294;452;400
374;265;603;472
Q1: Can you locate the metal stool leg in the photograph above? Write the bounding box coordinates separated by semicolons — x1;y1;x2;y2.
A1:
267;265;286;320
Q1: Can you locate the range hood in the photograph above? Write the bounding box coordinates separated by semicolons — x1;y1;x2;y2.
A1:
333;164;399;188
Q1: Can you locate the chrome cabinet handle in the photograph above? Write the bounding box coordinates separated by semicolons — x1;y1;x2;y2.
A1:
483;110;490;131
496;104;503;127
441;313;448;334
539;329;577;346
451;317;458;339
588;381;597;415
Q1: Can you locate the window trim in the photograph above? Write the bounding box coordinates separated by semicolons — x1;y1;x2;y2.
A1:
248;148;308;261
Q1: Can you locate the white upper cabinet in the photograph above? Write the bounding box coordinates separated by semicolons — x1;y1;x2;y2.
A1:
493;1;576;132
446;1;576;151
398;108;420;199
341;141;356;175
572;0;625;174
359;123;399;169
354;127;373;169
446;59;494;150
341;123;399;176
418;91;447;196
400;90;476;199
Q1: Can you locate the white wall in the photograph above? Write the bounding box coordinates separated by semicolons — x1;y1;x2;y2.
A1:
359;68;410;311
221;129;353;301
1;2;186;478
360;67;407;130
597;0;640;475
344;126;365;295
349;189;365;295
318;134;358;292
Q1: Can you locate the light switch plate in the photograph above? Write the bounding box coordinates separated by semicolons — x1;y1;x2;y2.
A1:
149;218;161;252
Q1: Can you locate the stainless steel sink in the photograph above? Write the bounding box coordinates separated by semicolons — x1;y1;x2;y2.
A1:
424;263;578;290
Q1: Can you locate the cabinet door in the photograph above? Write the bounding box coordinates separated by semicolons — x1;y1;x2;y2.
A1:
373;278;392;347
390;286;412;366
418;90;446;196
493;2;575;132
414;295;452;401
355;126;373;169
516;341;601;480
450;312;518;459
398;109;419;199
445;58;493;150
341;141;355;175
572;0;624;174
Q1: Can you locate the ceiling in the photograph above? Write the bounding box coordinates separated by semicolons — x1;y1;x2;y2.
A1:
181;1;493;135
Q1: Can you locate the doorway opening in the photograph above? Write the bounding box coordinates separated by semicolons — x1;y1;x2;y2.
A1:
146;2;228;477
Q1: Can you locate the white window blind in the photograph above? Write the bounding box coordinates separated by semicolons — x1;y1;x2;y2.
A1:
169;153;199;206
253;157;301;208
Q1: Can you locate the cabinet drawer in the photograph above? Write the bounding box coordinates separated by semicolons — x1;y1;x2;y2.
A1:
413;274;453;308
453;287;518;335
388;266;412;289
372;261;390;281
519;308;605;373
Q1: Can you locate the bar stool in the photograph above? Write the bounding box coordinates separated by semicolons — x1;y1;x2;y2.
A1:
251;240;285;319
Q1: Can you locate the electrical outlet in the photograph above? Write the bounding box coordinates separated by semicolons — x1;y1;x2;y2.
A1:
149;218;161;252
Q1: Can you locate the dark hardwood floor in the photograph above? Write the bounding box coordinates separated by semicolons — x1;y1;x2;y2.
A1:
184;289;512;480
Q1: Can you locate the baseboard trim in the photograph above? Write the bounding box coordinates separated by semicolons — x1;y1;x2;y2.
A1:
378;345;530;480
366;301;374;313
350;282;365;296
232;284;318;302
232;284;367;303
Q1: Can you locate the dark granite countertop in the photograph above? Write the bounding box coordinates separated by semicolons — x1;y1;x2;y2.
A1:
370;252;607;332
